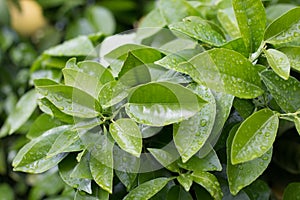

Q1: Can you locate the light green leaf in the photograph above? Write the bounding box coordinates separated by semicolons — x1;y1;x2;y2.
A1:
110;118;142;157
265;7;300;48
45;36;96;57
188;48;263;99
126;82;207;126
166;185;193;200
12;126;71;173
261;70;300;113
148;148;180;172
169;16;226;46
231;109;278;164
70;152;92;179
0;184;14;200
0;90;38;136
227;125;273;195
263;49;290;80
295;117;300;135
192;171;223;200
233;0;266;53
123;177;171;200
217;8;240;39
265;4;297;24
174;84;216;162
177;174;193;192
36;85;101;118
279;47;300;72
90;135;114;193
283;182;300;200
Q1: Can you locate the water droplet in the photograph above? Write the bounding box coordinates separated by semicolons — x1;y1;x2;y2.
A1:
238;166;243;170
261;146;267;150
265;133;270;137
200;119;207;127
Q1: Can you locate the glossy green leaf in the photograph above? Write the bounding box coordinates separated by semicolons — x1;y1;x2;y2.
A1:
12;125;71;173
188;48;263;98
70;152;92;179
283;182;300;200
261;70;300;113
148;148;180;172
110;118;142;157
90;135;114;193
166;185;193;200
233;98;255;119
0;90;38;136
177;174;193;192
192;171;223;200
169;16;226;46
244;180;271;200
45;36;96;57
126;82;207;126
30;69;62;84
295;117;300;135
174;84;216;162
231;109;278;164
227;125;272;195
233;0;266;53
36;85;101;118
265;4;297;24
279;47;300;72
217;8;240;39
263;49;290;80
75;186;109;200
123;177;171;200
265;7;300;48
158;0;199;24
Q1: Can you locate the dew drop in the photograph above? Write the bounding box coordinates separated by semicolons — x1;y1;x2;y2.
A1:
200;119;207;127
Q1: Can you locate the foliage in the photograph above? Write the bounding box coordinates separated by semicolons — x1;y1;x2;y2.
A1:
1;0;300;199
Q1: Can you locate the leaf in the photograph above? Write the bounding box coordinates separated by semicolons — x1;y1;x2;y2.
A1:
231;109;278;164
45;36;96;57
261;70;300;113
166;185;193;200
283;182;300;200
279;47;300;72
265;4;297;24
0;184;13;200
244;180;271;200
265;7;300;48
295;117;300;135
148;148;180;173
169;16;226;47
232;0;266;53
158;0;199;24
192;171;223;200
263;49;290;80
217;8;240;39
227;124;273;195
123;177;171;200
177;174;193;192
233;98;255;119
75;186;109;200
110;118;142;157
70;152;92;179
0;90;38;136
174;84;216;162
12;125;71;173
222;38;248;57
90;135;114;193
187;48;263;99
126;82;207;126
36;85;101;118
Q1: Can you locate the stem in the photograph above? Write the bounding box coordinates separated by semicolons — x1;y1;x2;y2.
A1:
249;41;266;63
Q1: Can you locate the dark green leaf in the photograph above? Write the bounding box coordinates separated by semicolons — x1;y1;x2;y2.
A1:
70;152;92;179
0;183;13;200
233;98;255;119
283;182;300;200
279;47;300;72
166;185;193;200
244;180;271;200
231;109;278;164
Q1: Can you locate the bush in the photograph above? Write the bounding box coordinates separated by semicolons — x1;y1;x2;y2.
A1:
1;0;300;199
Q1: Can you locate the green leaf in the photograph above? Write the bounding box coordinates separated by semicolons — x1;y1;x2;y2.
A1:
222;38;248;57
0;90;38;136
123;177;171;200
283;182;300;200
169;16;226;46
188;48;263;99
279;47;300;72
158;0;199;24
110;118;142;157
75;186;109;200
174;84;216;162
166;185;193;200
36;85;101;118
0;184;14;200
265;4;297;24
232;0;266;53
45;36;96;57
231;109;278;164
70;152;92;179
12;126;71;173
90;135;114;193
192;171;223;200
265;7;300;48
261;70;300;113
126;82;207;126
295;117;300;135
244;180;271;200
177;174;193;192
227;124;273;195
263;49;290;80
217;8;240;39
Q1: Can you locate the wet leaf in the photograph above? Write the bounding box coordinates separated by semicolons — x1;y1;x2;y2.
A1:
227;125;272;195
75;186;109;200
261;70;300;113
279;47;300;72
177;174;193;192
263;49;290;80
231;109;278;164
295;117;300;135
233;0;266;53
233;98;255;119
110;118;142;157
283;182;300;200
123;177;171;200
125;82;207;126
244;180;271;200
217;8;240;39
169;16;226;46
222;38;249;57
265;4;297;24
166;185;193;200
70;152;92;179
192;171;223;200
148;148;180;172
